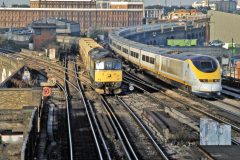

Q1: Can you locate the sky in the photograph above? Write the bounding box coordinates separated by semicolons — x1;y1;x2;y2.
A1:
0;0;197;7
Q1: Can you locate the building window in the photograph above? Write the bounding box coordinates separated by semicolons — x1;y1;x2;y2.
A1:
35;29;41;35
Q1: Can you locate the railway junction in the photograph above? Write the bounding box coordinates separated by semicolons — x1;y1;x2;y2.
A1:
0;22;240;160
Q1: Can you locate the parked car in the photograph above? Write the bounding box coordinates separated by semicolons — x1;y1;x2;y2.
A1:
222;43;236;49
209;40;224;47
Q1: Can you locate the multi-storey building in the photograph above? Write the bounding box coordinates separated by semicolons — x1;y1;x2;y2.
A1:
0;0;144;32
168;9;205;20
30;0;97;8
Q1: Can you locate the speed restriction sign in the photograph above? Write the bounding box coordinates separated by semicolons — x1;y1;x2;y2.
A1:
42;87;52;97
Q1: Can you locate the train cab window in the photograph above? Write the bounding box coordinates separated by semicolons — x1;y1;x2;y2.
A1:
96;62;105;70
113;61;122;70
191;57;218;73
105;61;113;70
96;61;122;70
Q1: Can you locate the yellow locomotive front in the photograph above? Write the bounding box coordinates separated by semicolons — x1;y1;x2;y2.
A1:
94;58;122;94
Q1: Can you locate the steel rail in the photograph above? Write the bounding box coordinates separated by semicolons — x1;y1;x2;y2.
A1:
117;96;170;160
73;60;104;160
63;58;74;160
204;99;240;119
87;100;112;160
124;73;240;144
100;95;138;160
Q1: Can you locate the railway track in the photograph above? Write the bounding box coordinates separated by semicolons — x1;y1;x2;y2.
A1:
2;49;239;159
222;85;240;99
2;50;106;159
123;70;240;145
100;95;170;160
64;57;102;159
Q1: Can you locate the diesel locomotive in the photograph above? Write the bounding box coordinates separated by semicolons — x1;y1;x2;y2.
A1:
79;38;122;94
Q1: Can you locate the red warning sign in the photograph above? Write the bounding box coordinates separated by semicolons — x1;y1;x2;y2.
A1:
42;87;52;97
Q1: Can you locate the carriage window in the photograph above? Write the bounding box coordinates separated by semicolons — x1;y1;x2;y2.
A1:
142;55;146;61
122;48;128;54
146;56;149;62
117;45;121;50
131;51;134;57
135;53;139;58
150;57;155;64
130;51;139;58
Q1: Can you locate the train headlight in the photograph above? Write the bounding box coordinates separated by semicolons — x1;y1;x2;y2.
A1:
129;84;135;91
199;79;208;82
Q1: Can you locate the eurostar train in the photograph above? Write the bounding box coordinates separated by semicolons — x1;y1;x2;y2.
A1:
79;38;122;94
109;36;222;98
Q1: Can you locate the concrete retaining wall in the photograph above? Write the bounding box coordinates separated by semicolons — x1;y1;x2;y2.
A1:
208;10;240;44
126;27;206;46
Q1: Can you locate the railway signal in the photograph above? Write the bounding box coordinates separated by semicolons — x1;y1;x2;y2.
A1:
42;87;52;97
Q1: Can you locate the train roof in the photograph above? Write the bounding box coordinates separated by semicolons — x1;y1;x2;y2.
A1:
110;33;217;61
89;48;113;61
162;52;208;60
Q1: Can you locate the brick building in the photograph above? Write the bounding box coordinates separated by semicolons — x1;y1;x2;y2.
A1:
0;0;144;32
32;23;57;50
30;0;97;8
168;9;204;20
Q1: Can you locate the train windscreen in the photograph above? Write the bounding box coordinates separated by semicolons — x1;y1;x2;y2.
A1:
191;56;218;73
96;60;122;70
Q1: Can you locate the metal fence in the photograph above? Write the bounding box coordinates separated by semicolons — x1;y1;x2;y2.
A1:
222;65;240;86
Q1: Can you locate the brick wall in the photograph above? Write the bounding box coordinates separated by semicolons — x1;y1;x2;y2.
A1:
0;88;42;109
33;28;56;50
0;9;143;32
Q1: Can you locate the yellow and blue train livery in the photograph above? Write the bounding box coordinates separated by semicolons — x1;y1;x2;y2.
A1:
79;38;122;94
109;36;222;98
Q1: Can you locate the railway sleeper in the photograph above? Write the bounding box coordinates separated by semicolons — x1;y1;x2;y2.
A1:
96;113;115;139
143;108;198;142
164;106;199;132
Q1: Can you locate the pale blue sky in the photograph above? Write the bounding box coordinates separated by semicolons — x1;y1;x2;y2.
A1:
0;0;197;7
